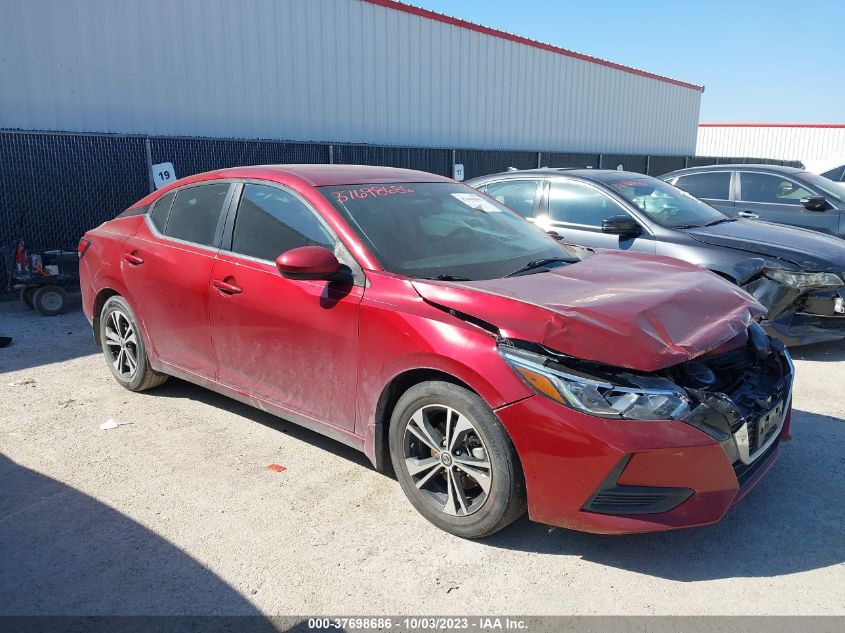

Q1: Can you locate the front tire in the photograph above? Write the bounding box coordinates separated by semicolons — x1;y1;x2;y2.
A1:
388;381;526;538
100;296;168;392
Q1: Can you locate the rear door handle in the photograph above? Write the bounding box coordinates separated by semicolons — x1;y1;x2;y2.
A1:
546;230;564;240
211;279;243;295
737;211;759;219
122;252;144;265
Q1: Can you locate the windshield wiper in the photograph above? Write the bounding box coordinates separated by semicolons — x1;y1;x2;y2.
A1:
504;257;573;278
705;217;736;226
428;274;471;281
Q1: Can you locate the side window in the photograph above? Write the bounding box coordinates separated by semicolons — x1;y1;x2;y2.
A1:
149;190;175;232
231;184;335;261
477;179;541;217
821;165;845;181
548;181;625;227
164;184;230;246
739;173;813;205
674;172;731;200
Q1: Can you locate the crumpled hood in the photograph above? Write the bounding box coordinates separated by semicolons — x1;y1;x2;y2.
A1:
412;251;765;372
685;219;845;272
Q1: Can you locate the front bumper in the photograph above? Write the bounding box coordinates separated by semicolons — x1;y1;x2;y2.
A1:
495;349;793;534
743;277;845;346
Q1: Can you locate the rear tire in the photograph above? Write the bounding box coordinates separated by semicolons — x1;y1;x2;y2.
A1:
100;295;168;392
388;381;526;538
33;285;68;316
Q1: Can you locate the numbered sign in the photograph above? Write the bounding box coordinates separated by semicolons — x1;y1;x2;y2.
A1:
152;162;176;189
452;163;465;182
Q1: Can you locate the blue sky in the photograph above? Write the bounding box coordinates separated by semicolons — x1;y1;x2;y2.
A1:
412;0;844;123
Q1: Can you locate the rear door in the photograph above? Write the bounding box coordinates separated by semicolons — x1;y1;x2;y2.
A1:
736;171;840;234
670;171;734;215
538;178;656;253
122;182;233;378
208;181;363;432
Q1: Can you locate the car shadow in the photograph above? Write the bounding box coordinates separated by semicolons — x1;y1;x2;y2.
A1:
145;377;379;473
789;337;845;362
484;408;845;581
0;454;276;622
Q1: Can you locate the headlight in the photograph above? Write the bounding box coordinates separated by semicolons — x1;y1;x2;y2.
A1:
499;345;690;420
763;269;844;289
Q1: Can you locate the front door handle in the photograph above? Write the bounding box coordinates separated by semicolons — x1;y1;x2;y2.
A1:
122;252;144;265
211;278;243;295
546;230;564;240
737;211;759;219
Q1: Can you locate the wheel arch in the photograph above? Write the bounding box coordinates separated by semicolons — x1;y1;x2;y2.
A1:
92;288;121;345
369;368;476;472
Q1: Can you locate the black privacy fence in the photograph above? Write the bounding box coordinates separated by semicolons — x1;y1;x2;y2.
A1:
0;129;801;291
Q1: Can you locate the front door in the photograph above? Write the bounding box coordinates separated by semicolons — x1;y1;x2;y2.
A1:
538;179;656;253
736;171;840;235
208;182;363;432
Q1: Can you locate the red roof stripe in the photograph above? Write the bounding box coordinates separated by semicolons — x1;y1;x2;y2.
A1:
362;0;704;92
699;123;845;128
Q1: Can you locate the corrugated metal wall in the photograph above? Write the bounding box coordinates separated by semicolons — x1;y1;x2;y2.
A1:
0;0;701;155
697;125;845;161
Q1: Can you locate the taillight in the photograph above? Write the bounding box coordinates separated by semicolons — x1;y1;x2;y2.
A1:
78;238;91;259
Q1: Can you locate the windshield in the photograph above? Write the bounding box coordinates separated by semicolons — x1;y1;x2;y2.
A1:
798;171;845;201
607;177;728;228
319;182;574;280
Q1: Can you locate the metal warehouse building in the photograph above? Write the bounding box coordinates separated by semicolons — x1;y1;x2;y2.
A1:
697;124;845;162
1;0;703;155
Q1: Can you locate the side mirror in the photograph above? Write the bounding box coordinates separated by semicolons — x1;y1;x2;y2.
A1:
275;246;351;282
602;215;641;236
800;195;827;211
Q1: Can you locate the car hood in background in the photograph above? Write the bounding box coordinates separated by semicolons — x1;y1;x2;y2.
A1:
412;251;765;372
685;219;845;273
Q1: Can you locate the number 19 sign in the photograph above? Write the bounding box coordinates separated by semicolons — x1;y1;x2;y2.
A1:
152;162;176;189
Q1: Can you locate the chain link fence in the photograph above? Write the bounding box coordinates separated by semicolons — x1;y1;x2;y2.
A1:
0;129;803;292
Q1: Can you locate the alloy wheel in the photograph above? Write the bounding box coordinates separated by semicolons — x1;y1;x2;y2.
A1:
402;404;493;517
103;310;139;379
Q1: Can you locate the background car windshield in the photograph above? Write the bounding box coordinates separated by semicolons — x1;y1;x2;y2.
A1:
798;172;845;202
319;182;571;280
608;177;727;228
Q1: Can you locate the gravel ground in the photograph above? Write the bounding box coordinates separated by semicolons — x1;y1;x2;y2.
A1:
1;297;843;616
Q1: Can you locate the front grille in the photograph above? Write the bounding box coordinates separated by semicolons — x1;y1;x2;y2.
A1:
734;438;779;486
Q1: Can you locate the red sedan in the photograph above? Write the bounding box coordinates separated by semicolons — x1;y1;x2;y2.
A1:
79;165;794;538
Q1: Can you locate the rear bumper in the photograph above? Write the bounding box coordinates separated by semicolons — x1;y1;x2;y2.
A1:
496;395;787;534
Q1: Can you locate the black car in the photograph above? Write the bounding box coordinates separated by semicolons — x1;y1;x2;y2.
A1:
661;164;845;238
466;168;845;346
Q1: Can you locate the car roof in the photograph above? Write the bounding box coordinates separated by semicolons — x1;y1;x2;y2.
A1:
662;164;806;178
466;168;658;184
199;164;453;187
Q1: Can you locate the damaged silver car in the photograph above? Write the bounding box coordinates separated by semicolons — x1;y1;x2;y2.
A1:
467;169;845;345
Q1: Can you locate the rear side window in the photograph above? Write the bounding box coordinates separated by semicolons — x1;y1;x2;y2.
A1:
477;179;541;217
821;165;845;181
231;184;335;261
739;173;813;205
150;191;175;232
164;184;230;246
673;172;731;200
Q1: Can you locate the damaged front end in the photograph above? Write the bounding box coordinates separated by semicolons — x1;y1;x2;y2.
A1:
741;268;845;346
499;321;794;494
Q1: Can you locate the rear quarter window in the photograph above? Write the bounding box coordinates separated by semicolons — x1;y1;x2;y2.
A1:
149;191;175;232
